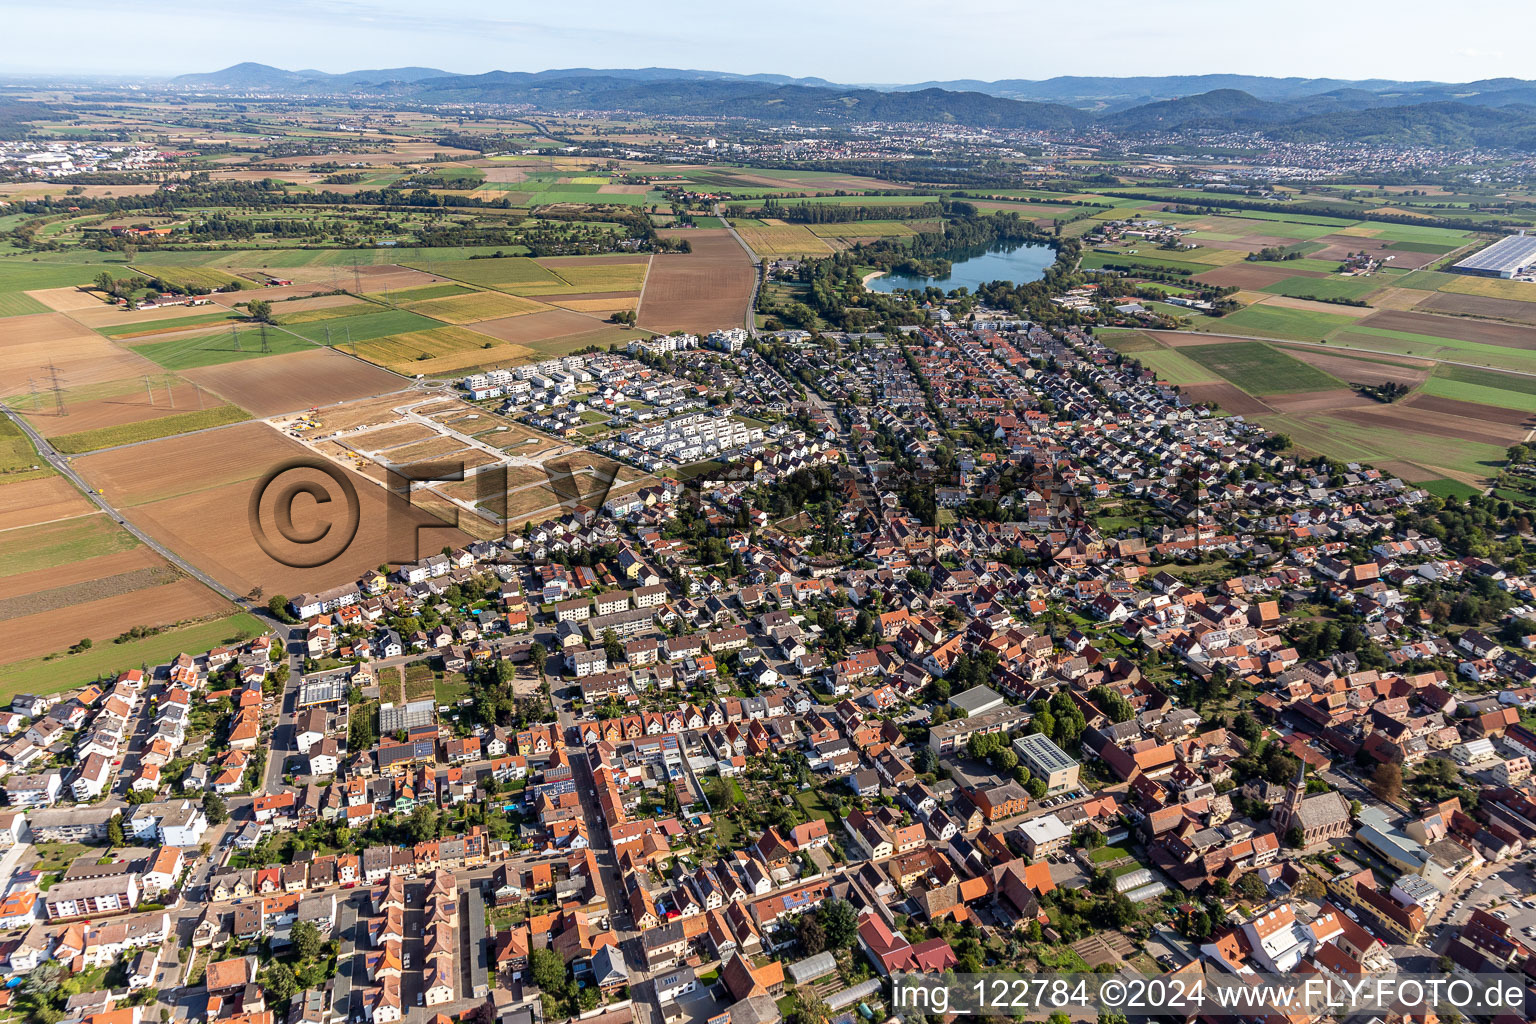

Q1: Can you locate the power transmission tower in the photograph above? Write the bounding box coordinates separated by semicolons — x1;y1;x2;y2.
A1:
325;325;333;348
26;377;39;412
164;377;175;409
194;383;205;410
143;375;155;406
45;362;67;416
259;324;271;354
231;324;242;352
346;324;355;355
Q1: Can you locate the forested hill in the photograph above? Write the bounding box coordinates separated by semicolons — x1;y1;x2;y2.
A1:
163;65;1536;147
398;74;1092;129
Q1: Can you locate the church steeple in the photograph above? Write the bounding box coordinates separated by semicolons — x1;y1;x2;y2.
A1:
1276;760;1306;834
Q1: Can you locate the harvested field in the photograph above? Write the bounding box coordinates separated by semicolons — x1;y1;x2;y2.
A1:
272;294;367;314
1179;382;1273;416
240;264;448;294
1196;265;1323;289
1414;291;1536;324
0;476;96;530
182;348;406;416
27;287;104;312
1270;345;1433;387
0;516;139;579
0;312;160;390
0;578;233;663
550;296;639;314
351;326;534;376
1358;309;1536;349
637;229;754;334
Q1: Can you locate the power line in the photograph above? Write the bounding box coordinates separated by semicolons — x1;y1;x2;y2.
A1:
260;323;271;354
143;375;155;406
45;362;67;416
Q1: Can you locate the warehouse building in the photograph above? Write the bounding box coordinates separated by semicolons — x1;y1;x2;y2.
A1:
1451;233;1536;279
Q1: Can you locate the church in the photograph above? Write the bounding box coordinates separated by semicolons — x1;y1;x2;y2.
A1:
1270;764;1352;845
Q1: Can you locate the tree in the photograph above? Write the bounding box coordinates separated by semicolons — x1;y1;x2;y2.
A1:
290;920;323;962
267;594;296;623
1237;872;1268;902
797;913;827;954
529;948;567;994
1369;761;1403;804
1285;826;1305;849
1027;777;1047;800
406;804;439;844
530;642;547;681
202;791;229;825
1292;874;1325;901
603;629;623;667
263;962;297;1003
107;812;125;847
819;898;858;949
247;299;275;323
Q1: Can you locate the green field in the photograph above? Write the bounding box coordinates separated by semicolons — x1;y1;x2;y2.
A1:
131;264;247;292
0;516;140;578
49;405;249;454
1137;348;1220;385
0;291;50;317
1418;364;1536;408
1259;275;1382;301
0;416;50;481
0;612;266;694
128;326;319;370
281;308;443;344
1182;341;1341;394
1198;303;1360;341
98;309;245;337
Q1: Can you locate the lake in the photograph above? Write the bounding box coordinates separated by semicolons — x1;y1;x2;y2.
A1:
865;240;1057;293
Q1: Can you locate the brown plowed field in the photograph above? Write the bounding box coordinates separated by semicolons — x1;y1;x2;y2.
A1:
1414;291;1536;324
0;578;232;662
1309;235;1441;270
0;312;160;389
79;418;470;595
182;348;406;416
1333;404;1522;449
124;467;470;596
0;475;96;530
468;308;602;345
1195;265;1321;289
1271;345;1433;387
1264;389;1369;413
2;547;165;597
1178;382;1273;416
637;229;754;334
1359;309;1536;349
1403;393;1536;429
75;420;296;507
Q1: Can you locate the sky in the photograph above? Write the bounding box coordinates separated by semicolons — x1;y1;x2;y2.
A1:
6;0;1535;84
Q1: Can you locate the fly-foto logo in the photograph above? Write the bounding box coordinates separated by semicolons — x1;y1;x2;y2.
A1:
249;456;624;570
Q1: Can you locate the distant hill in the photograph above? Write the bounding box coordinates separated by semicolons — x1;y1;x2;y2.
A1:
161;65;1536;148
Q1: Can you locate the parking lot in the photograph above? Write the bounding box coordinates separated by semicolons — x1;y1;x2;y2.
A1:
1431;858;1536;948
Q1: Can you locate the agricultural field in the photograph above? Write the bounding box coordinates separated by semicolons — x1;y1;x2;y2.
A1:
728;218;835;258
402;290;550;323
76;420;472;596
125;324;320;370
181;348;407;417
1180;341;1342;394
636;229;754;334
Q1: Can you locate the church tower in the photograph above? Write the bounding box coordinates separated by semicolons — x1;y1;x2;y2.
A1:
1274;761;1307;836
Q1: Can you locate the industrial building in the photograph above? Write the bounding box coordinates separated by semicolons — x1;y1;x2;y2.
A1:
1451;233;1536;278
